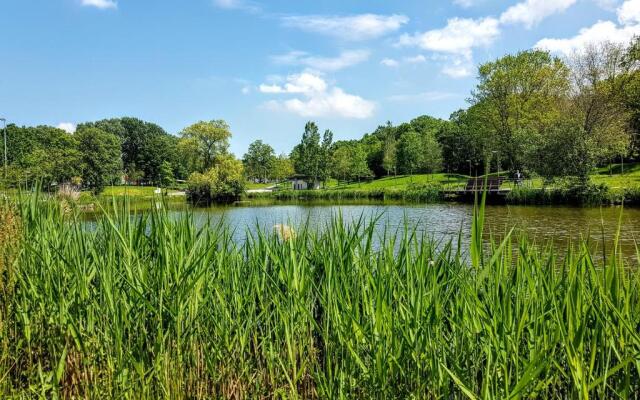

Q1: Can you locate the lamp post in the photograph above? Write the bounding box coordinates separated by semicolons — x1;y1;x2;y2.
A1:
466;159;472;177
1;118;6;180
491;150;500;175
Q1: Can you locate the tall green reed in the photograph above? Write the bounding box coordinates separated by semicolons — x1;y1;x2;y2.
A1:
1;192;639;398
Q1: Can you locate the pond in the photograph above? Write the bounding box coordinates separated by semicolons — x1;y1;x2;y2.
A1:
145;200;640;262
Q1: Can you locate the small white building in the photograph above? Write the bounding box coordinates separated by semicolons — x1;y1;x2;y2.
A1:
290;175;321;190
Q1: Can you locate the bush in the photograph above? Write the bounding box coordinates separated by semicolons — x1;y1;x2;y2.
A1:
507;178;613;205
187;156;245;203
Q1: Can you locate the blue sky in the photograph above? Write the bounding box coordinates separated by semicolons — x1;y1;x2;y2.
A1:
2;0;640;155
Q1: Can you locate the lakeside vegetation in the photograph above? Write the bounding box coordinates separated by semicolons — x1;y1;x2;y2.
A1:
1;194;639;398
2;39;640;206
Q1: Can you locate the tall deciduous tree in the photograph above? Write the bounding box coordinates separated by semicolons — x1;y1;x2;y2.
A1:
472;50;570;171
243;140;276;182
319;130;333;186
272;154;295;183
382;131;397;176
180;120;231;172
76;127;122;193
397;131;422;176
291;122;322;183
421;131;443;174
78;117;176;184
568;43;632;165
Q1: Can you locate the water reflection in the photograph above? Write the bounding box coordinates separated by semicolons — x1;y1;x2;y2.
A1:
162;201;639;262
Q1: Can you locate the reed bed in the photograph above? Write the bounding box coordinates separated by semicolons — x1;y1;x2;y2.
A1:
1;194;640;399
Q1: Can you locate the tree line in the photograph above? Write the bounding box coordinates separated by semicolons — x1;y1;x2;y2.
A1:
3;39;639;197
242;39;639;187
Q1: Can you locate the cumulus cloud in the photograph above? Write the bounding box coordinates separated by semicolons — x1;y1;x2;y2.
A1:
499;0;577;29
535;20;640;55
259;72;328;94
397;17;497;78
398;17;500;58
57;122;77;134
259;72;374;119
281;14;409;41
272;50;370;72
441;59;474;78
618;0;640;25
81;0;117;9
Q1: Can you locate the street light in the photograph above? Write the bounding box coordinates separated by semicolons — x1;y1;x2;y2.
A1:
466;159;472;177
1;118;6;180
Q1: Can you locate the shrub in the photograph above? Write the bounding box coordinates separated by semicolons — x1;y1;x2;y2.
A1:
187;155;245;203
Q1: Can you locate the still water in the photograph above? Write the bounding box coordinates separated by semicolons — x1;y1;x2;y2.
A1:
156;200;640;262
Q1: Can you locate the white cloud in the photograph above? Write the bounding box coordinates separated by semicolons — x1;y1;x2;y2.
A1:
398;17;500;58
57;122;76;134
405;54;427;63
381;58;400;67
259;72;328;94
272;50;370;72
618;0;640;25
397;17;498;77
281;14;409;41
260;72;374;119
535;20;640;55
388;91;459;102
81;0;117;9
499;0;577;29
380;55;426;68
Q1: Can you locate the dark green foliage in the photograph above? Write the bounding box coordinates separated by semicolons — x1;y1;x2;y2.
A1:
76;127;123;193
243;140;276;182
507;179;614;205
187;154;245;203
78;117;178;184
3;124;81;187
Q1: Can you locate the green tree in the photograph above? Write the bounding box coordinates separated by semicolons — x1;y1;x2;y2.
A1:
397;131;423;176
291;122;322;183
382;130;397;176
272;154;295;183
243;140;276;182
437;110;487;175
4;125;81;187
319;130;333;186
76;127;122;193
350;143;373;182
421;131;443;174
472;50;570;171
331;144;352;182
568;43;632;166
187;154;245;202
159;161;175;187
180;120;231;172
78;117;176;184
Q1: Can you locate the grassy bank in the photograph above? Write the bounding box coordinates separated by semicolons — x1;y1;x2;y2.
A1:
1;194;640;398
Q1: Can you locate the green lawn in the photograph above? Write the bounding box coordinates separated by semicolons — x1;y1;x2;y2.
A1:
328;174;468;191
591;162;640;188
101;186;183;197
316;163;640;193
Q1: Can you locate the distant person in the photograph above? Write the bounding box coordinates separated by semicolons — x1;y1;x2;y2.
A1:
515;170;523;185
